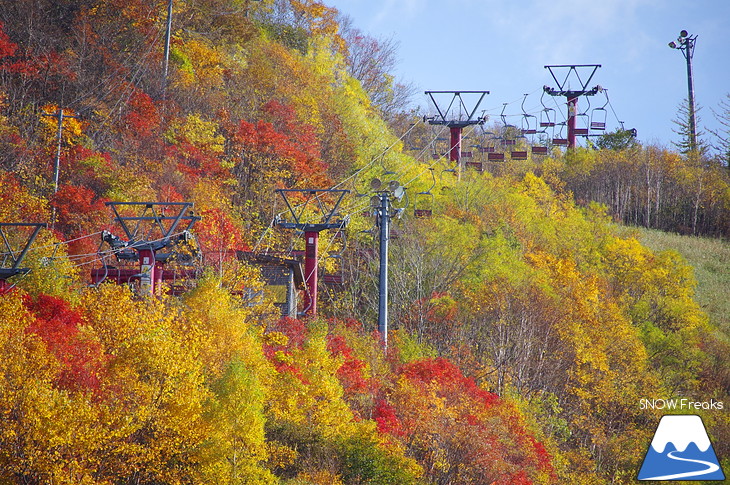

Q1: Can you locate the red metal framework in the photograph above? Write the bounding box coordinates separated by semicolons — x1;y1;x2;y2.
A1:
275;188;349;317
543;64;603;148
424;91;488;178
91;202;200;296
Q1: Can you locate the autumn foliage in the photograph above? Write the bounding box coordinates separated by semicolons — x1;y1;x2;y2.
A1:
0;1;728;484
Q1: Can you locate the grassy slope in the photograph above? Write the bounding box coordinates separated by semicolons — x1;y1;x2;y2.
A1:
637;228;730;335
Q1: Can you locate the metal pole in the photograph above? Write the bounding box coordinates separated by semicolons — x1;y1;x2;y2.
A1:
567;96;578;148
449;126;462;179
377;193;389;348
303;230;319;316
53;110;64;193
684;37;697;152
138;248;156;297
163;0;173;92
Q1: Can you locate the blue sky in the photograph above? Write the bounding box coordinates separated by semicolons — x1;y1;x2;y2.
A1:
329;0;730;151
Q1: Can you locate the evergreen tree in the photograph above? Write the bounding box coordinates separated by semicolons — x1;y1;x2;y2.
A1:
672;98;709;157
709;93;730;168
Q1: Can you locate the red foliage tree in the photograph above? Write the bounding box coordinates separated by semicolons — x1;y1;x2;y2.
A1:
51;184;109;256
25;294;106;394
326;334;368;396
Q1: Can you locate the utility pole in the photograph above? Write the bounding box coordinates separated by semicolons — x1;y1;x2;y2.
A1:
368;178;404;349
543;65;602;148
424;91;488;179
163;0;173;95
41;108;78;194
668;30;698;152
376;191;390;348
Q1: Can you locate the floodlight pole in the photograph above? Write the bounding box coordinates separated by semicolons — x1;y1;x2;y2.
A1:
668;30;697;152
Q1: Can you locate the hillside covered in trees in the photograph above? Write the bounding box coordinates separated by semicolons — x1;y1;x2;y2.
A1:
0;1;728;484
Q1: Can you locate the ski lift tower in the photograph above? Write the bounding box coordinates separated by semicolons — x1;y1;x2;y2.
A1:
0;223;46;294
424;91;488;179
99;202;200;297
543;65;603;148
276;188;349;317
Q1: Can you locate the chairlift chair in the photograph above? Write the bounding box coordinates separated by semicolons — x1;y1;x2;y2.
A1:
414;168;435;218
539;91;557;128
540;108;556;128
487;152;505;162
590;108;607;131
510;151;528;160
574;112;590;136
574;99;590;136
520;94;538;135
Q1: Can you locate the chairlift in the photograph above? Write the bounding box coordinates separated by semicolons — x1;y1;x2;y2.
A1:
414;168;435;218
327;230;347;259
574;98;590;136
380;156;396;176
552;123;568;146
520;94;537;135
500;103;516;128
487;152;505;162
590;93;609;131
531;145;549;156
501;138;516;146
539;91;556;128
510;151;528;160
323;230;347;285
540;108;556;128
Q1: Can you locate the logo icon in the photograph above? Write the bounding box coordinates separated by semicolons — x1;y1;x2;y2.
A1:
638;415;725;481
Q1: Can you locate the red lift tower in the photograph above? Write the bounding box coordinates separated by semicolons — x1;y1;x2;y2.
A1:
92;202;200;296
0;223;46;294
543;65;603;148
424;91;488;178
276;189;349;317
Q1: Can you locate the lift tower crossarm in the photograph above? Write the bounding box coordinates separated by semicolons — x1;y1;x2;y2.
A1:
106;202;198;250
544;64;601;95
425;91;489;128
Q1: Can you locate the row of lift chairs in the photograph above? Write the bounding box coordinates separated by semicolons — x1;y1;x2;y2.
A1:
422;92;609;169
405;92;610;218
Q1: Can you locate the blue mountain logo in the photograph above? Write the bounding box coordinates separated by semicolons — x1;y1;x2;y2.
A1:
638;415;725;481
